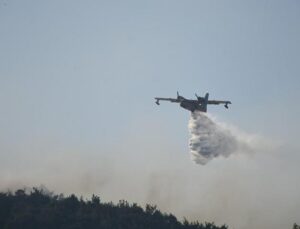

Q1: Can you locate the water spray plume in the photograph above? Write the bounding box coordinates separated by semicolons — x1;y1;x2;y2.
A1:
188;112;250;165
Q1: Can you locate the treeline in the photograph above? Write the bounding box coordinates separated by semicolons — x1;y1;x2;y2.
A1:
0;188;228;229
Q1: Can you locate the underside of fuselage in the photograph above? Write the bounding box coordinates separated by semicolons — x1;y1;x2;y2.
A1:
180;100;207;113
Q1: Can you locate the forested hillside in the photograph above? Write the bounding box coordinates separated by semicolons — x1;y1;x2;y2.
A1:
0;188;228;229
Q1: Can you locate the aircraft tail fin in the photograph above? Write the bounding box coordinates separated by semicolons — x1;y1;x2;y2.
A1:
202;93;209;112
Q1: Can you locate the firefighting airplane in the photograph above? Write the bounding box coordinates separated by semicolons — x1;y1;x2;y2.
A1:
154;92;231;112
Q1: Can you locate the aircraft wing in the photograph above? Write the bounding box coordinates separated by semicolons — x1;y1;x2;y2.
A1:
154;97;179;103
154;97;181;105
207;100;231;105
208;100;231;109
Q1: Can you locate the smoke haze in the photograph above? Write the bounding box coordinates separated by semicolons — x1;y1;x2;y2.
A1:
0;116;299;229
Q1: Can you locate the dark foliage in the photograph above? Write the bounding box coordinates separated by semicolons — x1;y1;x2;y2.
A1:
0;188;228;229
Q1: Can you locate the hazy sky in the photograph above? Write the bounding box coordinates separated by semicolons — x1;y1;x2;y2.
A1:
1;1;300;229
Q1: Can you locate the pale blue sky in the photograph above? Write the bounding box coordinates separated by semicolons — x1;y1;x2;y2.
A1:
1;0;299;145
0;1;300;228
